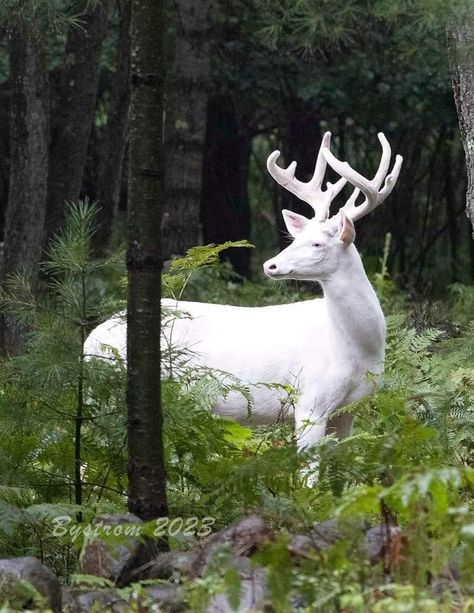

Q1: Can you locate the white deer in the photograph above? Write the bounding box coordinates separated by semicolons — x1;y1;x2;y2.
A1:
84;131;402;452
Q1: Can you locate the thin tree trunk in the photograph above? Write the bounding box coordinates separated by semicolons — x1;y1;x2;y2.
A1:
447;11;474;234
45;0;110;241
0;83;11;241
92;0;131;253
1;26;49;354
162;0;212;259
278;97;321;249
127;0;168;521
201;96;251;276
444;130;460;281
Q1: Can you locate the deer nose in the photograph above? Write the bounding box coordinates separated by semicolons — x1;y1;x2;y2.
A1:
263;260;278;276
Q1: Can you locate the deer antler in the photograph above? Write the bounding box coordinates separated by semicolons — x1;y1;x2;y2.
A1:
267;131;347;222
322;132;403;222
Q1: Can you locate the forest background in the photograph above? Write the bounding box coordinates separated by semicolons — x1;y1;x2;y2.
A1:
0;0;474;611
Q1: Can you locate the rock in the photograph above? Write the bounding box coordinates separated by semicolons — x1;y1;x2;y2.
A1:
312;518;368;550
190;515;275;578
0;556;61;612
289;520;403;568
146;515;274;582
147;549;201;580
289;518;367;558
288;534;319;557
365;524;404;566
62;583;185;612
206;557;269;613
79;513;146;585
145;517;273;611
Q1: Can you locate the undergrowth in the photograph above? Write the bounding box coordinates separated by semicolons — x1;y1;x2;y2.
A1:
0;204;473;610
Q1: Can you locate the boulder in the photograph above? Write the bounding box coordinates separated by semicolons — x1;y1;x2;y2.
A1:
0;556;61;612
79;513;146;585
206;556;269;613
289;519;403;568
191;515;275;578
365;524;404;566
147;549;201;580
147;514;274;581
62;583;185;612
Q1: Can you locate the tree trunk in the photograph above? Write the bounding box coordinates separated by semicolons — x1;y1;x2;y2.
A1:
1;26;49;354
444;130;460;281
0;83;11;241
92;0;131;253
162;0;212;260
201;96;251;276
447;11;474;235
45;0;110;242
127;0;168;521
278;98;322;249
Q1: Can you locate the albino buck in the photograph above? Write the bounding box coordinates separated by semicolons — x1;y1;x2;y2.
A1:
84;132;402;453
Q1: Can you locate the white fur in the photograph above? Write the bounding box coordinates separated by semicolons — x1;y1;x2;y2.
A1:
84;213;385;450
85;130;401;452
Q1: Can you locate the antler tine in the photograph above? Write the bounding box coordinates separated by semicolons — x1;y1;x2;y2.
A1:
340;187;361;217
267;131;347;222
322;132;403;223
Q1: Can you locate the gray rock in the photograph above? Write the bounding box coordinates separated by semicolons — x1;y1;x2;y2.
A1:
147;549;201;580
206;560;269;613
79;513;144;585
146;515;274;582
289;519;355;557
290;520;403;567
62;583;185;612
365;524;403;563
191;515;274;578
312;518;368;550
0;556;61;612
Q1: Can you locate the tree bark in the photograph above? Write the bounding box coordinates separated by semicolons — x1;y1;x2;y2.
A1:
162;0;212;259
0;83;11;241
92;0;131;253
444;129;460;281
1;26;49;354
127;0;168;521
447;10;474;235
201;96;251;276
45;0;110;242
278;97;322;249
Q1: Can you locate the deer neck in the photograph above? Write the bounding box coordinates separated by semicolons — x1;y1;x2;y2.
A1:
319;245;385;361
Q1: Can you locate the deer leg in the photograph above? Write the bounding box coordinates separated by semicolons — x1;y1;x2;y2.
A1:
294;390;347;483
294;412;328;451
326;412;354;440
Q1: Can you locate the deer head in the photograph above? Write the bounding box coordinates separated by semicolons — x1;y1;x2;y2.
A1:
263;131;403;281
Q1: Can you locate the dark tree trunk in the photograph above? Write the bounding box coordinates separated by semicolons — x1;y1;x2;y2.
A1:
386;133;422;281
1;26;49;354
0;83;11;241
162;0;212;259
127;0;168;521
444;131;460;281
447;12;474;235
277;98;322;249
201;96;251;276
45;0;110;242
92;0;131;253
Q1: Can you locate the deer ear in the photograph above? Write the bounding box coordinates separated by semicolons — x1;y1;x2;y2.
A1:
282;209;309;237
338;211;355;246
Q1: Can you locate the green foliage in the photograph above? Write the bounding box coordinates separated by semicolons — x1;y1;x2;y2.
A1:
172;252;474;610
0;201;126;575
0;0;84;32
1;209;474;607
